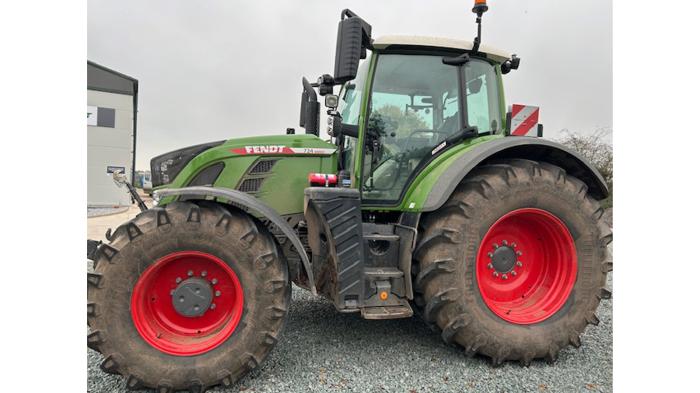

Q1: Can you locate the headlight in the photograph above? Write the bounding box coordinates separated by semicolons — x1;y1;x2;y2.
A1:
150;140;225;187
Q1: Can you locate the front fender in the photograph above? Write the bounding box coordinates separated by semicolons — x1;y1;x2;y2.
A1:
154;186;316;295
409;137;609;212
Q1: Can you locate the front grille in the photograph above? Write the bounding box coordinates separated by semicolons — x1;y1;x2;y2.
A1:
249;159;277;174
238;178;264;193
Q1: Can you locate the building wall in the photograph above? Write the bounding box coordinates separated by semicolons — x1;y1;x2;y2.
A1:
87;90;134;206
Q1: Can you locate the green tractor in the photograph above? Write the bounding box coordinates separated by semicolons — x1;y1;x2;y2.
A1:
88;4;611;392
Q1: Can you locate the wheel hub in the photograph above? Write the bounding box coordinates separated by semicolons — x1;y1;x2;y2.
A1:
171;277;213;317
475;208;577;324
490;245;516;273
131;251;244;356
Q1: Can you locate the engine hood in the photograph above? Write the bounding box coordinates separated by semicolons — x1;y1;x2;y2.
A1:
152;133;338;199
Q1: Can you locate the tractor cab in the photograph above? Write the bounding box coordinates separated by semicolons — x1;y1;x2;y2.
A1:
337;36;511;204
300;9;520;208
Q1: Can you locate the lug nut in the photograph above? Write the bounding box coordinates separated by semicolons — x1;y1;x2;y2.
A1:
511;242;517;248
501;274;508;280
175;277;182;284
211;278;218;285
215;290;221;297
187;270;194;277
502;240;508;246
487;252;493;258
493;271;499;277
516;261;523;267
516;251;523;256
201;271;207;277
511;271;517;276
210;304;216;310
487;263;494;269
493;243;499;249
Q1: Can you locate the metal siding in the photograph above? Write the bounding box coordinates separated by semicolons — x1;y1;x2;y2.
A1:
87;90;133;206
87;90;133;110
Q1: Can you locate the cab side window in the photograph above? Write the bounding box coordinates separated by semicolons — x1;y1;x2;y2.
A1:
464;61;501;133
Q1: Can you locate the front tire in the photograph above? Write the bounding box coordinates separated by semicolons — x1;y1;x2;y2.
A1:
87;201;291;391
414;159;611;365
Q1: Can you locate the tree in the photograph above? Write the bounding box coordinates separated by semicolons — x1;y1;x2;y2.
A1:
558;128;613;208
371;105;429;139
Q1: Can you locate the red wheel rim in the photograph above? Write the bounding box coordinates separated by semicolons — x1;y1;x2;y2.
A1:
475;208;577;324
131;251;244;356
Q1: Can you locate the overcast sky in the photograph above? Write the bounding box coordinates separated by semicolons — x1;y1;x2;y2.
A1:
88;0;611;170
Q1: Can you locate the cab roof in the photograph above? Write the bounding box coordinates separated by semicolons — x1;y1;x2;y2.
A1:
372;35;511;63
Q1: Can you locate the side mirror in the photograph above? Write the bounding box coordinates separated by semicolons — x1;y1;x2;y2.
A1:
333;9;372;85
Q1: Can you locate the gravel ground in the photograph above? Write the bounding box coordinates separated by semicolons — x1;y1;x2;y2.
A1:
87;252;612;393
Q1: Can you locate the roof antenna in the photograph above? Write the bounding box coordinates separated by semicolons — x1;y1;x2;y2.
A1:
471;0;488;52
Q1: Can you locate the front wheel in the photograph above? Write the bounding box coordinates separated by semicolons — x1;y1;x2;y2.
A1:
87;201;291;391
414;159;612;365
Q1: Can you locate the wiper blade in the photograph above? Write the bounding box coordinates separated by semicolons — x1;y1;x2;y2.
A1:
431;127;478;156
446;127;478;144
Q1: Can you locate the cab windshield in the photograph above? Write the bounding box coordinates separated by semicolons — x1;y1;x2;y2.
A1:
362;54;501;203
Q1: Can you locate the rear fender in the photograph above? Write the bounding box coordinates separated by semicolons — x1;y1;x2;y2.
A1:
420;137;609;212
153;186;316;295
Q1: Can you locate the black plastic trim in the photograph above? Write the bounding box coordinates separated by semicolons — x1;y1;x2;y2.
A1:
375;46;496;61
187;162;225;187
150;141;225;187
305;187;364;309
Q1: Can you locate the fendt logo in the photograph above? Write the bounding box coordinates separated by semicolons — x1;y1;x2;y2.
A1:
231;145;292;155
245;145;288;154
231;146;337;156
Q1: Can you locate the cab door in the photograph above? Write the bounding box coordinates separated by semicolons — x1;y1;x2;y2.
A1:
359;53;462;205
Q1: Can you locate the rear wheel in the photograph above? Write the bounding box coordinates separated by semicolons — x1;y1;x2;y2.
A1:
87;201;290;391
413;159;611;365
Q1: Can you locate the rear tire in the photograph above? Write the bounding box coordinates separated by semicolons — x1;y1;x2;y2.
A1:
413;159;611;365
87;201;290;391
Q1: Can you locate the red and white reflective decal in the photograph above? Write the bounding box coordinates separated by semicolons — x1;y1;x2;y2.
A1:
510;104;540;136
231;146;337;155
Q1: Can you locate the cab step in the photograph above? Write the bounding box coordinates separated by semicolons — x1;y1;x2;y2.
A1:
364;267;404;279
364;233;400;242
361;298;414;320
